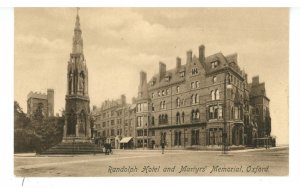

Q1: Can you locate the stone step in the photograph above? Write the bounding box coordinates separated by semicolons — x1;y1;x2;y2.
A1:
40;142;104;155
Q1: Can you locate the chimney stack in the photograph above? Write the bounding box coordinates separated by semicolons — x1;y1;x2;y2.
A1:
252;76;259;85
199;45;205;64
186;50;192;64
159;62;166;81
121;94;126;105
176;57;181;69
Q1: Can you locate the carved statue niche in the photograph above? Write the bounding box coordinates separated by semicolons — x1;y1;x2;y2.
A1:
78;71;85;95
69;72;74;94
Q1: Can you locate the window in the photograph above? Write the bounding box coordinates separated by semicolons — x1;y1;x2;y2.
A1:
160;101;166;110
192;68;198;75
191;109;200;121
191;130;200;145
176;98;180;107
211;61;218;69
176;86;180;93
213;76;217;83
162;90;165;96
215;89;220;100
196;81;199;88
137;116;144;127
152;93;154;98
151;116;155;125
152;103;154;111
182;112;185;123
209;105;223;120
159;114;168;124
176;112;180;124
165;76;170;82
180;71;185;77
235;106;239;119
195;94;199;104
191;95;194;104
218;106;223;119
191;82;195;89
211;90;215;100
158;91;160;97
174;131;182;146
166;89;169;95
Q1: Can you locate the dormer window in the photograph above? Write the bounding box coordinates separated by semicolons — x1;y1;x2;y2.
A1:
165;76;170;82
180;71;185;77
211;61;218;69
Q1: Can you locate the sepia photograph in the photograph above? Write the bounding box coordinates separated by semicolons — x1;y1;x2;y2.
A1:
14;8;289;177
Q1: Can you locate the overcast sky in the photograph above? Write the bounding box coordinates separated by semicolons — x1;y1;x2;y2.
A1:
14;8;288;144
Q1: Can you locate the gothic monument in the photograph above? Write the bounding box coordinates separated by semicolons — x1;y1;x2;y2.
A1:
63;8;91;141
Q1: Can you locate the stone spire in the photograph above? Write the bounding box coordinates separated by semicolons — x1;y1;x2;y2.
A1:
72;8;83;54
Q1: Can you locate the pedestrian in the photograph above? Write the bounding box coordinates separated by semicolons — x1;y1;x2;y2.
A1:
161;141;165;154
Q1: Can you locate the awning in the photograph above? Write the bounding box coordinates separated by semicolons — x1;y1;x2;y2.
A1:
120;137;133;143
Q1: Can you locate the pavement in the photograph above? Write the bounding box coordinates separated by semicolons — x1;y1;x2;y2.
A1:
14;146;288;177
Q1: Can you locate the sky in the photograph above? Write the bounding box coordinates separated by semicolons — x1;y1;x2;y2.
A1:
14;8;288;144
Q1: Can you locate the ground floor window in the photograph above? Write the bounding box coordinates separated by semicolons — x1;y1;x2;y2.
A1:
174;131;182;146
191;130;200;145
209;128;223;145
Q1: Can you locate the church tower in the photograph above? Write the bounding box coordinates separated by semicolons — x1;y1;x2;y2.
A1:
64;8;91;141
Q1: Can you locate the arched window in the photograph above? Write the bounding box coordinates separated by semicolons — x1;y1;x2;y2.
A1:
195;81;199;88
176;86;180;93
165;114;168;123
191;110;195;120
195;109;200;119
162;90;165;96
191;82;195;89
163;101;166;109
159;115;161;124
160;101;163;109
176;112;180;124
195;94;198;104
182;112;185;123
197;94;200;104
213;76;217;84
211;90;215;100
176;98;180;107
191;95;194;104
215;89;220;100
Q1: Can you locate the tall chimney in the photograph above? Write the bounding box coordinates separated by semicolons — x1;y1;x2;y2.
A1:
121;94;126;105
252;76;259;85
139;71;147;85
199;45;205;64
186;50;192;64
176;57;181;69
159;62;166;81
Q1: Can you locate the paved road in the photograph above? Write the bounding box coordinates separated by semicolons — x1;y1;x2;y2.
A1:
14;147;288;176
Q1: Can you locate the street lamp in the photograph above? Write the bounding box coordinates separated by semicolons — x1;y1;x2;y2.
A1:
223;71;232;154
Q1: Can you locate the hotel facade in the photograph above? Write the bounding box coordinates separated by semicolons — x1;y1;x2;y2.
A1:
92;45;272;149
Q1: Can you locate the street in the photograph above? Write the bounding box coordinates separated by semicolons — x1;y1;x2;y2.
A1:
14;147;288;176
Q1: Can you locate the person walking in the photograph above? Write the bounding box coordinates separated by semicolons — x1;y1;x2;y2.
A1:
161;141;165;154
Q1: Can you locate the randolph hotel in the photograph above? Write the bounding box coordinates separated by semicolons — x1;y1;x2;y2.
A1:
92;45;272;150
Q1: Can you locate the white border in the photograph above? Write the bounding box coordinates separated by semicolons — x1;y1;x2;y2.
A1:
1;2;300;188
